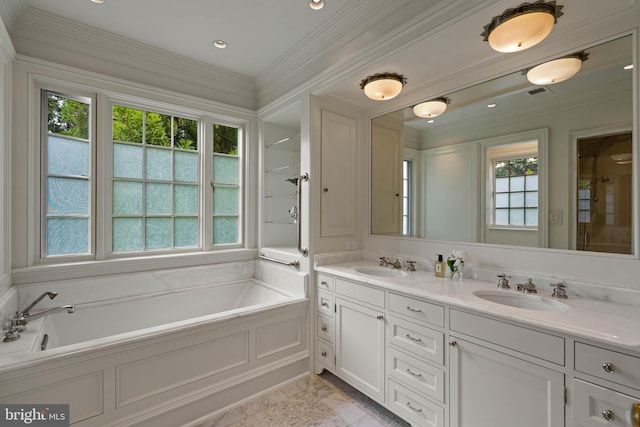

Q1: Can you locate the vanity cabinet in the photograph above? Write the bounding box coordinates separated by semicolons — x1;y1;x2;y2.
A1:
573;342;640;426
449;309;565;427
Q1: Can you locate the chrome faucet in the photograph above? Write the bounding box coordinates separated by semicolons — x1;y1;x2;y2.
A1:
497;274;511;289
379;257;389;267
550;282;568;299
3;291;75;342
516;279;537;294
390;259;402;269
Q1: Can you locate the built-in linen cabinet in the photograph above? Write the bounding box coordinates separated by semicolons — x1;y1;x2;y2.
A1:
449;309;565;427
315;273;335;372
573;342;640;426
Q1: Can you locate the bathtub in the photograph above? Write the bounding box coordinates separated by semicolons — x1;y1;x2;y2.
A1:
0;276;309;427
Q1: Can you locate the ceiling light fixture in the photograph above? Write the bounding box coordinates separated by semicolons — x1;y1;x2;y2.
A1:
487;103;497;108
360;73;407;101
310;0;324;10
526;52;588;85
481;1;564;53
413;98;450;118
91;0;104;3
213;40;227;49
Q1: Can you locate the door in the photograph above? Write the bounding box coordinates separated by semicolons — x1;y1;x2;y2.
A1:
449;337;565;427
335;298;385;402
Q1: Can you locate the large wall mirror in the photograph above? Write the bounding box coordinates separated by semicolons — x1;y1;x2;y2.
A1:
371;35;634;254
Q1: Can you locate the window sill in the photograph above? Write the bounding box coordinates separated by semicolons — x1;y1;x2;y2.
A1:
11;249;257;285
488;226;538;232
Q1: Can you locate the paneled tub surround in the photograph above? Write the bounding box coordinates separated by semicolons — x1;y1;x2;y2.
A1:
0;261;309;427
314;257;640;427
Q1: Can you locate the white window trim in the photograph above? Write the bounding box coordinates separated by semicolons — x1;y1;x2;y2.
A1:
19;66;256;284
480;128;548;248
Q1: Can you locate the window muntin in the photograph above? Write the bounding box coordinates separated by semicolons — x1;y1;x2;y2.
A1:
493;157;539;227
111;105;200;252
42;91;93;257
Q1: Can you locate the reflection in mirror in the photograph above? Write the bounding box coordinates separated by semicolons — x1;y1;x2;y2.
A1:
370;35;634;254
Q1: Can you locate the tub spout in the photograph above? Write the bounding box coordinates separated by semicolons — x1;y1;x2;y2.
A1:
19;291;58;316
24;305;76;322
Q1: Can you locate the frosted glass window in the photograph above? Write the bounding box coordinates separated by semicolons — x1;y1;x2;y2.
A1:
495;209;509;225
510;209;525;225
47;177;88;215
175;151;198;182
213;217;238;244
146;147;171;181
525;209;538;226
113;218;142;251
526;175;538;191
213;156;238;185
47;218;89;255
48;135;89;176
145;217;172;249
145;183;172;215
113;181;142;215
495;178;509;193
525;192;538;207
175;184;198;215
113;143;143;179
213;187;238;215
43;91;92;258
492;155;538;228
510;192;525;208
495;193;509;208
510;176;525;191
175;217;198;247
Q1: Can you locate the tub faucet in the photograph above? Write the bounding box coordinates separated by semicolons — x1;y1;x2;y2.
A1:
19;291;58;317
23;305;76;322
3;292;75;343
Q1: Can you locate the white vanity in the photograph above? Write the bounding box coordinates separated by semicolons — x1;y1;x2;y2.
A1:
314;259;640;427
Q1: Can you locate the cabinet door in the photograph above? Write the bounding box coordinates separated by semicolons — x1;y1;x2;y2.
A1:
335;298;385;402
449;337;565;427
371;124;402;235
320;110;356;237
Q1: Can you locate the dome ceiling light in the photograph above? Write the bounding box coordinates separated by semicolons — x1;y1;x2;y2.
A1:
526;52;588;85
413;98;450;118
481;1;564;53
310;0;324;10
360;73;407;101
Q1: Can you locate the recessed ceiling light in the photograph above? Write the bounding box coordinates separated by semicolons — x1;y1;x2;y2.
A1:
91;0;104;3
624;64;634;70
487;103;497;108
427;119;435;124
213;40;227;49
310;0;324;10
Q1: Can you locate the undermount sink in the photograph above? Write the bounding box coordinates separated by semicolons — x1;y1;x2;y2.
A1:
473;290;569;311
355;267;408;278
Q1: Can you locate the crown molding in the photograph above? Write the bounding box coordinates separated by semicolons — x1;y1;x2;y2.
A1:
10;8;258;109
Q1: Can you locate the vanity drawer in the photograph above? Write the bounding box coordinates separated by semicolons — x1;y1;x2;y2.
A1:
574;378;640;427
317;339;334;370
317;314;334;343
335;278;385;308
450;309;564;365
387;347;445;403
389;292;444;327
317;273;334;292
575;342;640;391
317;290;334;318
388;315;444;365
388;379;445;427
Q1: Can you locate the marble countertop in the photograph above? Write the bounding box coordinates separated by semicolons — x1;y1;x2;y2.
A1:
316;260;640;354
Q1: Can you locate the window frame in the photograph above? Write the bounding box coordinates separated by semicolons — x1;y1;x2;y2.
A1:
33;77;250;269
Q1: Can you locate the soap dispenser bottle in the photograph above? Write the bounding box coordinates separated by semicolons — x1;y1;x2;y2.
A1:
434;254;445;277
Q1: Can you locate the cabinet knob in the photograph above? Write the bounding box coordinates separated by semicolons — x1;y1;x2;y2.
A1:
449;340;458;347
321;302;329;308
321;281;328;287
632;403;640;427
321;326;328;332
323;188;329;192
602;362;615;373
602;409;616;422
377;315;384;320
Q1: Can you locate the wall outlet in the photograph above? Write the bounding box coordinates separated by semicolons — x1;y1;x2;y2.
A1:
346;241;357;250
549;209;562;225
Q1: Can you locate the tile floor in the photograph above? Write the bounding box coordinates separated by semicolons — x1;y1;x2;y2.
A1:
194;372;410;427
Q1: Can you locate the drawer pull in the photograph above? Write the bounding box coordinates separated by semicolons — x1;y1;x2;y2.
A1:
406;306;423;313
321;325;328;332
406;402;423;413
632;403;640;427
321;302;329;308
321;281;328;287
406;368;423;378
602;409;615;422
602;362;616;373
405;334;423;343
377;315;384;320
321;351;327;358
449;340;458;347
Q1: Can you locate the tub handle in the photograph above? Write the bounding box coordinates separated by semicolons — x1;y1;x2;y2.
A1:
297;173;309;257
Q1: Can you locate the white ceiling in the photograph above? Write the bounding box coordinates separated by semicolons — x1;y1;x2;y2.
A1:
13;0;355;77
